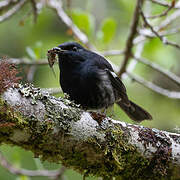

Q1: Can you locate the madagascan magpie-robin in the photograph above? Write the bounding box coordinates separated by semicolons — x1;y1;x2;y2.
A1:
53;42;152;122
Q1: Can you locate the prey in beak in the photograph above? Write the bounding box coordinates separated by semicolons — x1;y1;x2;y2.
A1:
47;47;64;78
47;47;67;67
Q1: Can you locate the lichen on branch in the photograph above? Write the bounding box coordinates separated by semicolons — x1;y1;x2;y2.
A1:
0;83;180;179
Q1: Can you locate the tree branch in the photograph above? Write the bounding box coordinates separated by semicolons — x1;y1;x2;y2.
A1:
147;0;176;19
6;58;50;65
0;0;27;23
140;7;180;50
0;151;66;178
138;27;180;38
0;0;19;11
30;0;38;23
132;55;180;87
101;49;124;57
47;0;94;49
148;0;180;9
157;8;180;31
118;0;143;77
134;8;180;46
0;0;11;9
127;72;180;99
122;0;152;80
0;84;180;179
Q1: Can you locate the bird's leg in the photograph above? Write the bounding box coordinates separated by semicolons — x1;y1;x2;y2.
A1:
102;105;115;118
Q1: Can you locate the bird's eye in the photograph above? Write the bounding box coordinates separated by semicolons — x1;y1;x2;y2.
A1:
72;46;78;51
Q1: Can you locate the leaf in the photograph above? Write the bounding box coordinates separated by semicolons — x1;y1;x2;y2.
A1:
26;47;37;60
26;42;43;60
71;9;95;36
97;17;117;44
33;41;43;60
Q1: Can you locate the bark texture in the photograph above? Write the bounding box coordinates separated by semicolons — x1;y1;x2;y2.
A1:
0;84;180;179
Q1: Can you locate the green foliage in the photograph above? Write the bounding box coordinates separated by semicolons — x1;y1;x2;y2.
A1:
26;42;43;60
143;38;176;69
114;0;134;13
97;17;117;44
71;9;95;37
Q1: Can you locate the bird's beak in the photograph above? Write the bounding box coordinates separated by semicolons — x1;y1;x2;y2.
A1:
52;47;66;54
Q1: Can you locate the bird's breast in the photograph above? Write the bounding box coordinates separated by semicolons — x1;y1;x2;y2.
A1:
60;71;115;109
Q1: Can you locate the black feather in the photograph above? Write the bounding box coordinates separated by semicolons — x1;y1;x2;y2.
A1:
57;42;152;122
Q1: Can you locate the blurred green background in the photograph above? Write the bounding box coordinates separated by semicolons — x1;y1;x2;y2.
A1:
0;0;180;179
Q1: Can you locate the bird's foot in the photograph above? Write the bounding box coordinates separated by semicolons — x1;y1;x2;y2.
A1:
90;111;106;125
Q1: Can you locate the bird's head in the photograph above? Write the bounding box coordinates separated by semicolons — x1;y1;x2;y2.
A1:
58;42;85;51
54;42;87;66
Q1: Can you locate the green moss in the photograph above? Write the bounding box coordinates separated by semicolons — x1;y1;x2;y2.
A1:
0;86;174;179
44;123;149;179
56;123;171;180
0;97;28;146
18;83;82;131
1;84;83;164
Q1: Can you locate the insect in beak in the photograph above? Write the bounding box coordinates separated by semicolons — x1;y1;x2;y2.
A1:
47;47;67;78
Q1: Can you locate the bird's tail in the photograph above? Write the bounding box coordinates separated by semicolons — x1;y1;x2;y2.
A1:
116;100;152;122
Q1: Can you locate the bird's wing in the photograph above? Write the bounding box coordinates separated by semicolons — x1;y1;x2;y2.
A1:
89;51;114;71
105;69;130;106
88;52;130;105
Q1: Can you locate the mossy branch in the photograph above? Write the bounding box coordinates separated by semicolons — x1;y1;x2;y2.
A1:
0;84;180;179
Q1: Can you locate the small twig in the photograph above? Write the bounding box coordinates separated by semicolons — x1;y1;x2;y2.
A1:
163;27;180;36
140;8;180;50
47;0;94;49
157;8;180;31
163;39;180;49
148;0;180;9
132;55;180;87
3;49;123;68
0;152;66;178
127;72;180;99
0;0;16;11
134;8;180;45
36;1;45;13
140;7;164;39
27;65;37;83
0;0;10;8
66;0;72;10
110;59;180;99
118;0;143;77
138;27;180;38
122;0;152;80
101;49;125;56
0;0;27;23
30;0;38;23
147;0;176;19
122;40;146;79
6;58;50;65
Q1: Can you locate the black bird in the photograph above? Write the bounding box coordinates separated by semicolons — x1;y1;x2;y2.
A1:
55;42;152;122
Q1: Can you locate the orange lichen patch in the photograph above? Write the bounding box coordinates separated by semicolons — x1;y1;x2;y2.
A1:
0;60;21;94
